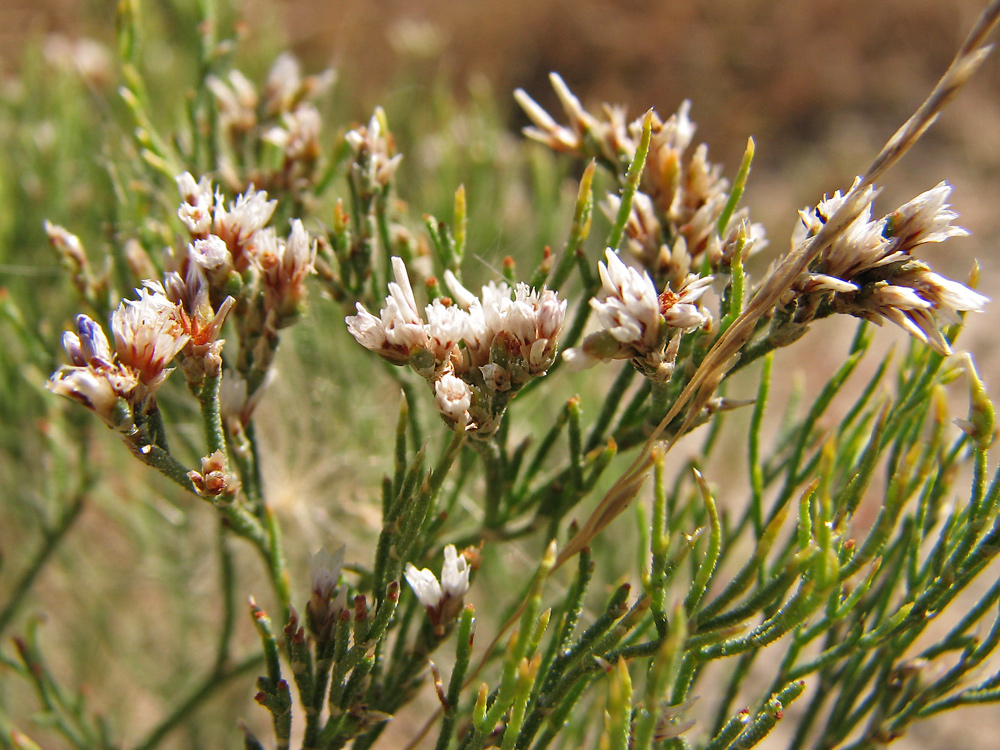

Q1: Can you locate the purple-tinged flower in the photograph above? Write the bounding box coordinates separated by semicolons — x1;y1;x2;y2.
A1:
48;315;138;429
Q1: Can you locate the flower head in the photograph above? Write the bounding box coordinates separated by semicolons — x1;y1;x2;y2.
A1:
434;372;473;428
306;546;349;641
346;256;428;366
212;186;278;269
111;286;189;391
206;70;258;135
176;172;215;237
264;104;322;162
788;180;986;355
564;250;711;380
347;258;565;437
255;220;317;324
404;544;471;636
48;315;138;429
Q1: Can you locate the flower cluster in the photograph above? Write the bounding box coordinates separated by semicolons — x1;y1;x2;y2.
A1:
781;181;987;354
344;107;404;194
49;173;317;444
562;249;712;381
347;258;566;438
48;289;188;430
206;53;335;194
516;74;766;290
172;173;317;385
404;544;471;637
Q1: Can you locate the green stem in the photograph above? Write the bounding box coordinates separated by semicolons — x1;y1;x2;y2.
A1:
212;520;237;675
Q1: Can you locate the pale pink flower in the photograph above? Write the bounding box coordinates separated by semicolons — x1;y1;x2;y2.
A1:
212;186;277;268
256;220;317;320
112;287;188;390
345;257;429;364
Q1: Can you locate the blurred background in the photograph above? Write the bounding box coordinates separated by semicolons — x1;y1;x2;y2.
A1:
3;1;1000;748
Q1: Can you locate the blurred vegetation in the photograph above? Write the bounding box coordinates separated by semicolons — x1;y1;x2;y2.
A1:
2;2;1000;750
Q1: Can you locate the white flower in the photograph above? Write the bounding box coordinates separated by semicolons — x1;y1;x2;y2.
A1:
869;271;988;354
345;108;403;186
176;172;215;236
791;180;986;355
263;53;334;115
885;182;968;250
264;104;322;161
404;544;471;615
424;300;469;361
505;284;567;374
206;70;258;133
592;248;662;349
433;372;472;427
44;222;87;266
190;235;233;273
310;546;345;602
440;544;471;599
213;186;277;263
346;304;390;354
514;73;599;157
659;275;713;330
264;53;302;114
346;258;430;365
565;250;711;378
256;220;317;319
307;545;349;640
47;365;134;429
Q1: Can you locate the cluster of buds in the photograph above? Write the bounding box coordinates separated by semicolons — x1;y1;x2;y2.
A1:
562;249;712;381
777;181;987;354
344;107;404;196
347;258;566;438
47;289;189;430
44;222;109;312
403;545;472;638
206;53;335;194
172;172;317;394
516;74;766;291
187;450;241;500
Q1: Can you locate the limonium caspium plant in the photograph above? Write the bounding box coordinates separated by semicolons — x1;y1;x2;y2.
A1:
5;1;1000;749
